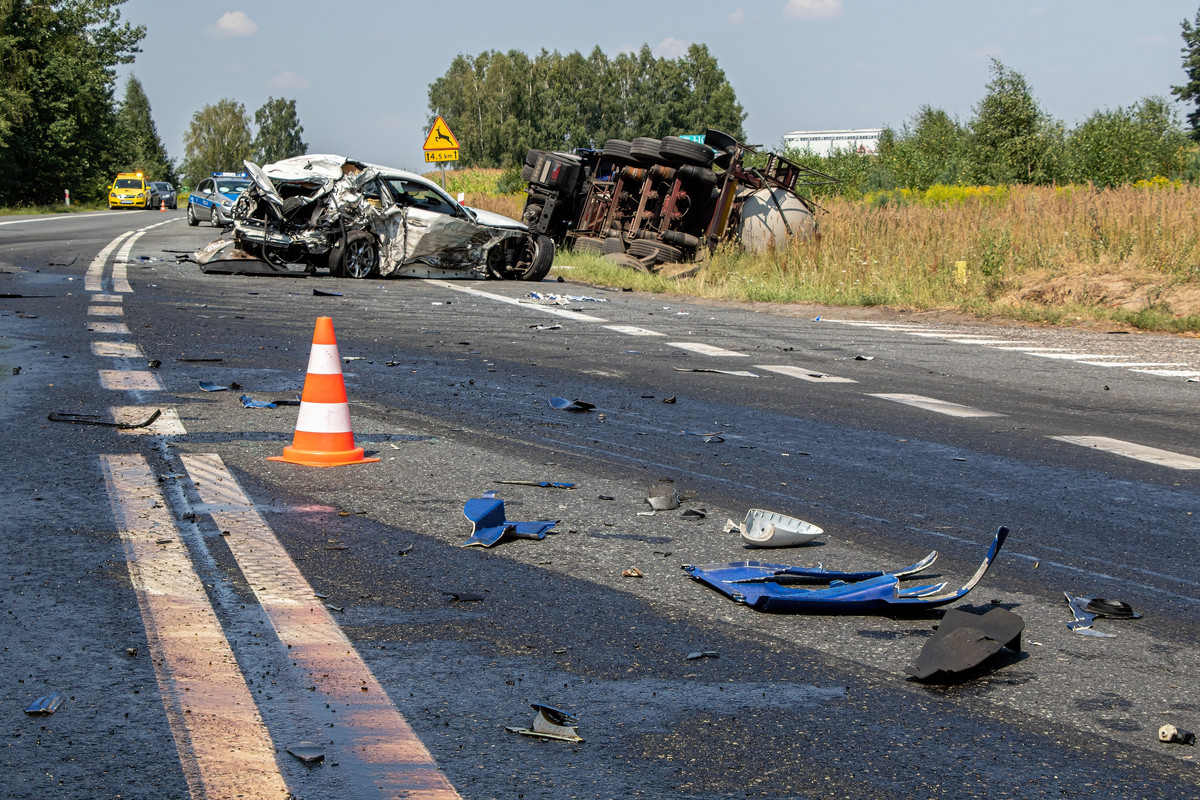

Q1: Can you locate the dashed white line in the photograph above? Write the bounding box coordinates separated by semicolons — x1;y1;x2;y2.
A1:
92;341;144;358
668;342;747;357
428;279;609;322
99;369;163;391
1078;361;1189;368
111;230;148;293
100;454;290;800
1026;352;1131;361
87;321;131;334
870;393;1004;418
88;304;124;317
604;324;665;336
111;405;187;435
756;364;857;383
84;231;134;292
1050;436;1200;470
1131;368;1200;378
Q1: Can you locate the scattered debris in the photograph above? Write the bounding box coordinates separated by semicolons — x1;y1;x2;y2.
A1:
905;607;1024;681
146;359;161;369
684;527;1007;613
287;742;326;763
686;650;719;660
674;368;760;378
646;485;680;511
622;568;643;578
11;366;20;375
727;509;823;548
443;590;485;602
680;509;707;520
397;544;414;556
1159;724;1196;746
313;289;343;297
462;498;556;547
496;480;575;489
271;397;301;406
47;409;162;429
325;603;344;613
530;323;562;331
24;692;65;716
126;647;138;657
506;704;584;742
1064;592;1141;637
662;396;677;404
598;495;614;501
240;394;277;409
527;292;607;305
176;358;223;363
199;381;228;392
855;355;875;361
548;397;595;412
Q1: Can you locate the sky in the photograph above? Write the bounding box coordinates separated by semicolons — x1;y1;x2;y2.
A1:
115;0;1200;174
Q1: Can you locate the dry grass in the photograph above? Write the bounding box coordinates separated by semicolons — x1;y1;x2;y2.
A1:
556;183;1200;333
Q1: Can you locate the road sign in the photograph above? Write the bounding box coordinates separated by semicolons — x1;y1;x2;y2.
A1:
423;116;459;165
425;150;458;163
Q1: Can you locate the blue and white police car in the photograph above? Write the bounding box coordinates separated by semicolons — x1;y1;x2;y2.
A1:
187;172;252;227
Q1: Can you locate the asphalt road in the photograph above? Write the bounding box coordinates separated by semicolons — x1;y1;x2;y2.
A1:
2;209;1198;800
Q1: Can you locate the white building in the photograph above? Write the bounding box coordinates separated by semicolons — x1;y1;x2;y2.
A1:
782;128;883;157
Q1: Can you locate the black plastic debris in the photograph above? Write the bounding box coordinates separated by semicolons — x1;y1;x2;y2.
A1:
25;691;65;716
506;704;584;742
680;509;707;520
271;397;301;406
855;355;875;361
11;366;20;375
146;359;161;369
442;591;485;602
686;650;719;660
287;742;326;763
176;358;223;363
662;395;677;404
905;607;1024;681
1065;592;1141;637
1085;597;1141;619
548;397;595;412
397;544;413;556
313;289;343;297
47;409;161;429
1159;724;1196;746
496;480;575;489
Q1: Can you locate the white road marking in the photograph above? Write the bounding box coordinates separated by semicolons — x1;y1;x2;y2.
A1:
111;230;147;293
668;342;748;357
88;304;124;317
428;279;609;322
604;324;665;336
903;331;992;338
1079;361;1189;368
111;405;187;435
180;453;463;799
994;346;1070;352
1026;352;1131;361
99;454;290;800
1050;436;1200;470
99;369;163;391
756;364;857;383
87;321;131;334
951;340;1034;346
818;320;925;328
0;211;129;226
92;341;144;358
91;293;123;302
870;393;1004;418
84;231;134;292
1131;368;1200;378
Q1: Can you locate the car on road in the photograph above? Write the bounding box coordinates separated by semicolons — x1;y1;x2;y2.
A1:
150;181;177;209
195;154;552;281
108;172;152;209
187;172;252;227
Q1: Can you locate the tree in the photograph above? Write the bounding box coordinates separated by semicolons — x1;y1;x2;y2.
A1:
251;97;307;164
875;106;967;190
0;0;145;204
115;75;173;181
966;59;1064;185
1066;97;1190;185
182;99;252;186
1171;5;1200;140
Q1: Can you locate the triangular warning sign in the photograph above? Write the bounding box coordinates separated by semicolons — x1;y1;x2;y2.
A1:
423;116;460;150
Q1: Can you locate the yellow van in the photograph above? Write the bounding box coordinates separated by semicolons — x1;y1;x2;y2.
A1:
109;172;150;209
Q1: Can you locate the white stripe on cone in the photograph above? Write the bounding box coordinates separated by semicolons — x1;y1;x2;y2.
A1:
305;343;342;375
296;401;353;434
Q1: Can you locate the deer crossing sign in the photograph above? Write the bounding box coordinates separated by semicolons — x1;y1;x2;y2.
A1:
423;116;460;163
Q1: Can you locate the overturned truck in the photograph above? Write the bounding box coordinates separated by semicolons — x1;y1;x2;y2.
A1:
520;129;836;271
195;155;553;281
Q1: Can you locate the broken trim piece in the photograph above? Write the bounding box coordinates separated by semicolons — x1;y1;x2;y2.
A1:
462;498;556;547
905;607;1024;681
47;409;162;430
505;704;584;742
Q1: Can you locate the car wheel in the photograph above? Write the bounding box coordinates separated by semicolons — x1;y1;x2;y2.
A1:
186;203;198;226
516;235;554;281
212;207;223;227
333;231;379;278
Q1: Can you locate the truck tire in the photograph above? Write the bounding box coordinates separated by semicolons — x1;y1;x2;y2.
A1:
660;136;714;167
602;139;634;163
572;236;605;255
516;235;554;281
521;164;534;182
525;149;541;167
630;137;663;163
662;230;701;250
628;239;682;264
602;236;626;255
604;253;650;273
678;163;718;188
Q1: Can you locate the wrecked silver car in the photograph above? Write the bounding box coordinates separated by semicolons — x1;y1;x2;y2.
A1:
195;155;553;281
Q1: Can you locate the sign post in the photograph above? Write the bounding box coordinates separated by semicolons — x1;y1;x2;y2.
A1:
423;116;460;189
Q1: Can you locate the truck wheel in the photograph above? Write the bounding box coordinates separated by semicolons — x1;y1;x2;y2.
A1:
660;136;714;167
602;139;634;163
521;164;534;182
517;235;554;281
603;253;650;273
602;236;625;255
572;236;605;255
630;137;663;163
678;163;718;187
331;231;379;278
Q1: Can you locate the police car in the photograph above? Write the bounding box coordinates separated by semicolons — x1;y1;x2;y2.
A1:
187;172;253;227
109;172;151;209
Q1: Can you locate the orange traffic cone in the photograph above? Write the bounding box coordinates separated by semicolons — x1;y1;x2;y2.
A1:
160;198;167;212
269;317;379;467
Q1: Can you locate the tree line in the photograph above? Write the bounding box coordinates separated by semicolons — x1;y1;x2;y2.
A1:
427;43;747;168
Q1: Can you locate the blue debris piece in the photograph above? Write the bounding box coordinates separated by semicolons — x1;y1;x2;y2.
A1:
25;691;65;716
683;527;1008;614
199;381;228;392
708;550;938;586
462;498;556;548
239;394;277;409
481;490;497;499
548;397;595;412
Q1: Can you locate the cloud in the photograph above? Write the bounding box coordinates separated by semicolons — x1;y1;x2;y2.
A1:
265;71;310;91
728;8;745;24
207;11;257;39
655;37;690;58
783;0;842;21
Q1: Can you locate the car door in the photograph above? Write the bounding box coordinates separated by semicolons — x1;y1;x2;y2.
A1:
193;179;212;215
384;177;482;265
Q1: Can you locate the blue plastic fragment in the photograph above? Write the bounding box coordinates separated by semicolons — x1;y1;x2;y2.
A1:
481;490;497;499
239;394;277;409
548;397;595;412
199;381;228;392
25;691;64;716
462;498;556;548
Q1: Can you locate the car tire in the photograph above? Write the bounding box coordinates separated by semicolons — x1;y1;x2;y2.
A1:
186;203;198;226
515;234;554;281
660;136;714;167
332;231;379;279
212;207;224;227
